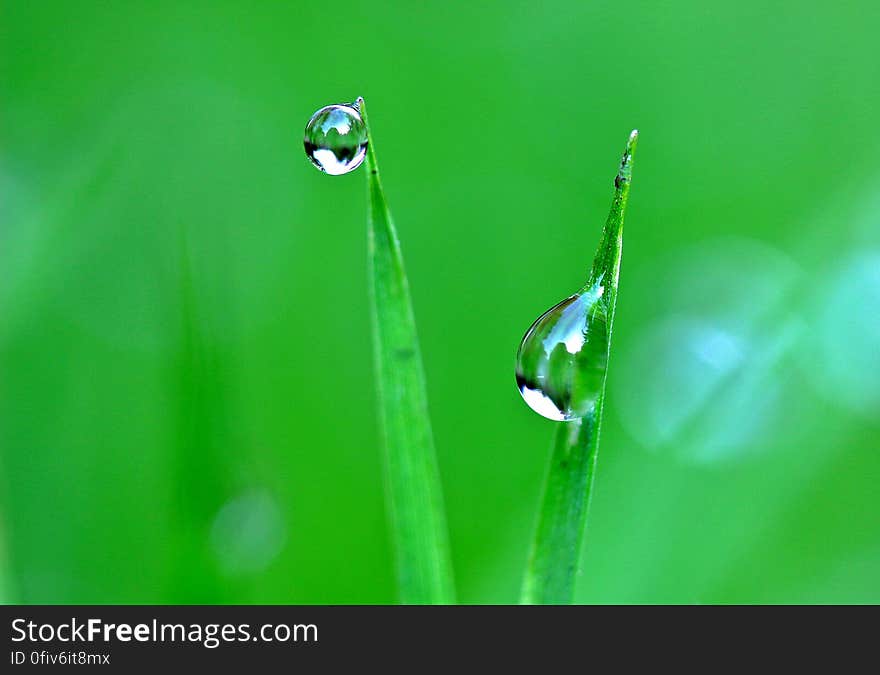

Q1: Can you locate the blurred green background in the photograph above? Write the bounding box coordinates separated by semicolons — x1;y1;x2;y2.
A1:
2;0;879;604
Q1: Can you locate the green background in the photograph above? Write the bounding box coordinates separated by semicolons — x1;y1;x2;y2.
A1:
2;1;878;603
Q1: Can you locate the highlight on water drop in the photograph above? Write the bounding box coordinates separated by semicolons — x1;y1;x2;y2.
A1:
515;277;611;421
303;100;368;175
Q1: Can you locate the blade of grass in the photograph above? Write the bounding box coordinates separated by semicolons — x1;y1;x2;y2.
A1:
359;97;456;604
521;130;638;604
169;225;230;601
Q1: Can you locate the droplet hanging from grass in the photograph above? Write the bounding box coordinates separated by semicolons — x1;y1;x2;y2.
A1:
514;131;637;424
303;101;368;175
515;276;611;421
520;129;637;605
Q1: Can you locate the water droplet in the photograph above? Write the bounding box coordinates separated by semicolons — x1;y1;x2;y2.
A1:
515;278;610;420
303;102;368;175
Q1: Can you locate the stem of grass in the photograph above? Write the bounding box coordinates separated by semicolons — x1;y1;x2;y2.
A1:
360;97;456;604
521;130;638;604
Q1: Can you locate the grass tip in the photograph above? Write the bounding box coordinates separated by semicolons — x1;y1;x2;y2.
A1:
625;129;638;158
615;130;638;187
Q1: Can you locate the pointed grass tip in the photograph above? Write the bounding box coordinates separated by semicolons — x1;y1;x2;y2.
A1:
614;129;638;188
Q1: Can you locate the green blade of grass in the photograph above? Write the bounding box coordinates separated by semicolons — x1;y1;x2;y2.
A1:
169;226;230;601
521;130;638;605
359;97;456;604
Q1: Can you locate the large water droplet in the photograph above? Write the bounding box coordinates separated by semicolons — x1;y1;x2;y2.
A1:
515;278;610;420
303;102;368;175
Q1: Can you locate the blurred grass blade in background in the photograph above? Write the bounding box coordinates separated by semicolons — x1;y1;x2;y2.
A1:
521;131;638;604
360;98;456;604
170;227;231;601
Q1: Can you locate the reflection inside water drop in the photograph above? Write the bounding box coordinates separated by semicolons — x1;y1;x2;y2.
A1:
515;279;610;421
303;103;368;175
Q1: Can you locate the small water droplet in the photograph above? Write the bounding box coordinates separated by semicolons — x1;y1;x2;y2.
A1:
303;102;368;175
515;278;610;420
